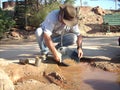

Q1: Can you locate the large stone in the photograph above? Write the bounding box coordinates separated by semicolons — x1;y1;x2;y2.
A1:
0;69;14;90
10;31;21;40
93;6;106;15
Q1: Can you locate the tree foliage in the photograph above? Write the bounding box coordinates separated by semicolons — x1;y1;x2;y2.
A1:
14;0;76;27
0;9;15;37
26;1;60;27
64;0;76;5
26;0;76;27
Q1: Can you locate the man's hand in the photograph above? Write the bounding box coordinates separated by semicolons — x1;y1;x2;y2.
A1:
43;32;62;63
77;48;83;58
54;51;62;63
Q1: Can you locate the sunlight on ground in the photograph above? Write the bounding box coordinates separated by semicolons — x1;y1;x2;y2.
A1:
83;46;101;50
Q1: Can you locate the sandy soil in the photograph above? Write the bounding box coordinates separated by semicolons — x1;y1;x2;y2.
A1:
0;58;120;90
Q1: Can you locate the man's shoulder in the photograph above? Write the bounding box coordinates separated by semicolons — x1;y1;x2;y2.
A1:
50;9;59;13
46;10;59;21
49;10;59;16
72;24;79;28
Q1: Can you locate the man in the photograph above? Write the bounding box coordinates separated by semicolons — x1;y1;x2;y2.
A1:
35;4;83;63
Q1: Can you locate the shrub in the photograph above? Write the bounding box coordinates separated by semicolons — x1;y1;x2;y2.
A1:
0;9;15;38
27;2;60;27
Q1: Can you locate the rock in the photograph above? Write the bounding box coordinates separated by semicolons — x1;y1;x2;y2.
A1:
0;69;14;90
93;6;106;15
19;59;29;65
10;31;21;40
44;72;67;87
25;26;35;31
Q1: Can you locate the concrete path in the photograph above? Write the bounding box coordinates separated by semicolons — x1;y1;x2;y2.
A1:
83;36;120;59
0;36;120;62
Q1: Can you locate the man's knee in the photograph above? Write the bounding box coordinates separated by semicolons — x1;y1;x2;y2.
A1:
63;33;77;46
35;27;43;37
65;33;77;43
71;33;77;43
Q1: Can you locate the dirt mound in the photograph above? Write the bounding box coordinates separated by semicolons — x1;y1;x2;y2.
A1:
78;6;120;36
0;59;83;90
0;69;14;90
0;57;120;90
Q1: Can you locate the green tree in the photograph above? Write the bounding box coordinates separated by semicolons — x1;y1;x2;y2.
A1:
64;0;76;5
0;9;15;37
15;0;61;27
27;1;60;27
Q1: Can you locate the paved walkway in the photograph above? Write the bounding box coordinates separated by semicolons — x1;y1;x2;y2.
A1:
0;37;120;62
83;36;120;59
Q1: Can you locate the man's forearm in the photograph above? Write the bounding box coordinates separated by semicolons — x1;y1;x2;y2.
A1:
43;33;58;56
76;35;83;58
76;35;82;49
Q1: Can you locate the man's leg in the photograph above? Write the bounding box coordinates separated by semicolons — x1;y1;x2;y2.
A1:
35;27;49;55
53;33;77;48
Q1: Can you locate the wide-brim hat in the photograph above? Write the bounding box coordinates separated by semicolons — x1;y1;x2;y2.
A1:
60;4;78;27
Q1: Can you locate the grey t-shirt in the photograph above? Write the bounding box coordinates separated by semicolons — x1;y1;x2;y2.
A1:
41;10;80;37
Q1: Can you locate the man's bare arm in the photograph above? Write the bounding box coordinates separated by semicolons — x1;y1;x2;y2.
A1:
76;35;83;58
43;32;61;62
